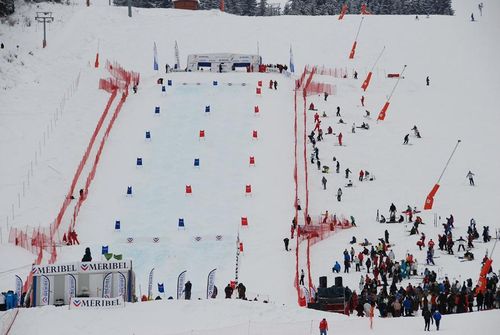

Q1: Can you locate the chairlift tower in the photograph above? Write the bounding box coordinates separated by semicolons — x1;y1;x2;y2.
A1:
35;12;54;48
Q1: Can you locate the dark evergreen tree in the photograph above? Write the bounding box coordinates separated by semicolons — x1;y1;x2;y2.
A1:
257;0;267;16
0;0;15;17
113;0;173;8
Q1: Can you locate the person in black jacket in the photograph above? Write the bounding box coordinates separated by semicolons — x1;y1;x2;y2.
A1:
184;281;192;300
82;247;92;262
224;284;233;299
423;309;432;331
237;283;246;300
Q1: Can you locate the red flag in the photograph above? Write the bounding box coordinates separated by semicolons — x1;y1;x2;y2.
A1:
377;101;390;121
338;4;348;20
424;184;440;210
476;258;493;294
361;71;372;91
94;53;99;68
349;41;357;59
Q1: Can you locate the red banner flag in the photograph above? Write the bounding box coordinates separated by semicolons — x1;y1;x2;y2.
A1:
94;53;99;68
476;258;493;294
361;71;372;91
349;41;357;59
377;101;390;121
423;184;440;210
338;4;348;20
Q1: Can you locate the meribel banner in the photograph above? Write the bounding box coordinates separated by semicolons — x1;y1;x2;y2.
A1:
32;260;132;276
69;296;125;309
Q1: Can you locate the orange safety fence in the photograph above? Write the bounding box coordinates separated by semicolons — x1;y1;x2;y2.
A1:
305;65;350;79
10;61;139;297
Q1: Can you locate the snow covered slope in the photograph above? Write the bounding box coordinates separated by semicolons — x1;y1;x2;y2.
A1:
1;0;499;333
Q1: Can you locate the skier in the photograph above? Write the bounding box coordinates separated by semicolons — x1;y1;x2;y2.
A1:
385;229;389;243
359;170;364;182
457;236;466;252
300;269;305;285
269;79;273;89
403;134;409;145
336;106;341;117
479;2;483;16
336;161;340;174
338;132;343;146
273;80;278;90
324;92;329;101
283;237;290;251
184;281;192;300
337;188;343;202
352;123;356;133
219;63;223;73
132;84;138;94
389;203;397;216
314;112;320;123
426;76;430;86
471;13;475;21
224;284;233;298
466;170;475;186
354;71;358;79
345;168;351;179
360;95;365;107
319;318;328;335
317;159;321;170
322;176;327;190
314;147;319;160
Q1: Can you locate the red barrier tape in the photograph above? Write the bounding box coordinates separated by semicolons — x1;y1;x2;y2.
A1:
69;89;129;233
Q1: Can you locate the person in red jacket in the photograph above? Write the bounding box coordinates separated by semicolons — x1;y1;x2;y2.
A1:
359;170;364;181
319;318;328;335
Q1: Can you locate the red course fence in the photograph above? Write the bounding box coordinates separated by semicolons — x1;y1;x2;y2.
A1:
10;61;139;295
294;67;353;305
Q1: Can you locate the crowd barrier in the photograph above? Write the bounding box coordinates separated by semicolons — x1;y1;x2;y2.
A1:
294;67;353;304
305;65;349;78
9;61;139;297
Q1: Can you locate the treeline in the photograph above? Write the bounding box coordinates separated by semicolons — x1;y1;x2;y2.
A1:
283;0;454;15
1;0;453;18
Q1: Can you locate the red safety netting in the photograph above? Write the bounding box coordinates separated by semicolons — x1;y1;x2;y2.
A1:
12;61;139;296
305;65;349;79
293;66;353;304
69;89;129;234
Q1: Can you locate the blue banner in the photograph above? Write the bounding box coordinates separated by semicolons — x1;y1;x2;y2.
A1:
158;283;164;293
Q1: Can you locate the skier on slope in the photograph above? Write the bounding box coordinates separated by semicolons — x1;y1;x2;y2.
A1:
336;106;341;117
345;168;351;179
403;134;410;145
466;170;475;186
337;188;343;202
338;132;343;146
322;176;327;190
336;161;340;173
426;76;430;86
361;95;365;107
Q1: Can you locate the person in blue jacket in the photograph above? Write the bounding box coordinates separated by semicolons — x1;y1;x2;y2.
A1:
332;261;341;273
433;310;442;330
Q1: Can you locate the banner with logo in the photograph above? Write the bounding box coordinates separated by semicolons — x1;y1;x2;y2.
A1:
65;274;77;303
175;41;180;70
15;275;23;306
301;285;309;304
148;268;154;300
103;273;113;298
177;270;186;299
40;275;50;306
206;268;216;299
69;296;124;309
32;260;132;276
153;42;159;71
118;272;127;299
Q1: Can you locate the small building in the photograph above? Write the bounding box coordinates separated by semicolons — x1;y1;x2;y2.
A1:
173;0;199;10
